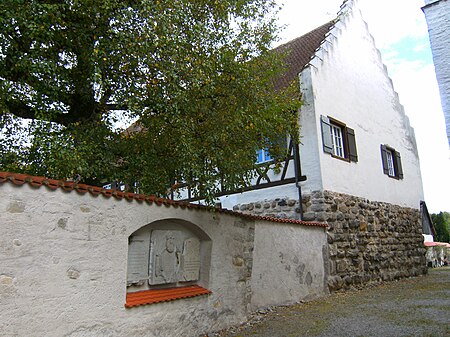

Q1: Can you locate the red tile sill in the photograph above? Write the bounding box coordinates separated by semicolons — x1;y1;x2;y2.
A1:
125;285;211;308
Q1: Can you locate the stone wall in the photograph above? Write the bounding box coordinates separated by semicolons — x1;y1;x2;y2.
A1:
233;190;427;291
0;176;327;337
0;182;253;337
233;198;302;220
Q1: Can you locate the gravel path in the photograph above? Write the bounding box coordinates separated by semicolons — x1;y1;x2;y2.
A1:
214;267;450;337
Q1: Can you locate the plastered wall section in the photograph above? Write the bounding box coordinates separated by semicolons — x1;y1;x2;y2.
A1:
305;7;424;208
423;0;450;147
298;66;323;194
251;222;327;309
220;183;299;210
0;182;254;337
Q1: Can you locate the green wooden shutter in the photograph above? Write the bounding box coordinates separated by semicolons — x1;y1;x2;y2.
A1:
380;145;389;175
346;127;358;162
321;115;333;154
394;151;403;179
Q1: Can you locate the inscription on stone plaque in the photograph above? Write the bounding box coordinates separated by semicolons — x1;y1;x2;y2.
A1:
181;237;201;281
127;234;150;284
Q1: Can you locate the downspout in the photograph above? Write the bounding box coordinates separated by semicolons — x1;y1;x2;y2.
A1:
293;141;304;219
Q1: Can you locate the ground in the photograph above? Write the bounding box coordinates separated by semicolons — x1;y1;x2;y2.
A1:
212;267;450;337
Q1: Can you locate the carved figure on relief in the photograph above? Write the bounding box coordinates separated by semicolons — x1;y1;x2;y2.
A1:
149;230;201;285
151;231;182;284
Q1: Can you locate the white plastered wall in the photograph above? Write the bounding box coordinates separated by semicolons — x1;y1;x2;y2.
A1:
0;183;251;337
0;181;327;337
301;4;424;208
251;223;327;309
298;67;324;194
423;0;450;147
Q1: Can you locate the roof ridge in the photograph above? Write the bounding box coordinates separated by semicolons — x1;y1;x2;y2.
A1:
0;171;328;228
272;20;335;91
274;20;335;51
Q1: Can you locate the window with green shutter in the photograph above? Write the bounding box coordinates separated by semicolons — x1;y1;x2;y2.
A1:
320;115;358;162
380;144;403;179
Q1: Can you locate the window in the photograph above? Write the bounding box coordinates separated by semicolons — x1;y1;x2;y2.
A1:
102;181;126;191
331;124;344;157
255;135;288;164
256;148;272;163
386;150;395;176
321;115;358;162
381;145;403;179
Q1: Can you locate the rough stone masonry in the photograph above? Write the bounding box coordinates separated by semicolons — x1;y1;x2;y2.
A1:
233;190;427;291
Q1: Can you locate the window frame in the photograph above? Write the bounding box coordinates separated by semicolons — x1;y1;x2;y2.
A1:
321;115;358;163
386;149;396;177
255;135;289;164
331;122;345;158
256;148;273;164
380;144;404;180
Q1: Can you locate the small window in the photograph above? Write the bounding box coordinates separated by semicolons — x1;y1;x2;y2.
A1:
331;124;344;158
255;135;288;164
256;148;272;164
321;115;358;162
386;150;395;177
381;145;403;179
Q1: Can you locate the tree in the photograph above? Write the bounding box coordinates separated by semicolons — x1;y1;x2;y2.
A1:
431;212;450;243
0;0;300;201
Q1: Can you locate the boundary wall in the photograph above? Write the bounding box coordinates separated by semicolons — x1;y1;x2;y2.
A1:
0;173;327;337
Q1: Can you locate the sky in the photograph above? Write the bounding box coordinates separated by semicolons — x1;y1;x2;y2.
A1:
275;0;450;213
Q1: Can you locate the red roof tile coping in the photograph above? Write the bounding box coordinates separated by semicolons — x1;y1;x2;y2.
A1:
125;285;211;308
424;241;450;248
0;171;328;228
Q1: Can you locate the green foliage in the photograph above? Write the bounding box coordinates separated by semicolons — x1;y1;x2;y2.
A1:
431;212;450;243
0;0;301;201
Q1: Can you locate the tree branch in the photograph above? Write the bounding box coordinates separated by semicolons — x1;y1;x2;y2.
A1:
4;99;84;126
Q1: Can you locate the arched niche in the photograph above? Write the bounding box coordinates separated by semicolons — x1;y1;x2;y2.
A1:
126;219;212;293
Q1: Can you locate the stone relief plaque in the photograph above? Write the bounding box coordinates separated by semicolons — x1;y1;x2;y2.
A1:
127;234;150;285
149;230;183;285
181;237;201;282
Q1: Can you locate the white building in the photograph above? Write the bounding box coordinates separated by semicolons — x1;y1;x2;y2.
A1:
219;0;424;214
218;0;428;290
422;0;450;148
172;0;427;291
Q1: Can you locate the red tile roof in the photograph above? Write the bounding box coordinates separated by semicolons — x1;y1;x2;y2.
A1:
0;171;328;228
424;241;450;248
125;285;211;308
274;21;334;90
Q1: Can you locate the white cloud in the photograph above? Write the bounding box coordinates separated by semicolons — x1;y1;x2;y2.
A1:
359;0;428;48
276;0;343;44
387;60;450;213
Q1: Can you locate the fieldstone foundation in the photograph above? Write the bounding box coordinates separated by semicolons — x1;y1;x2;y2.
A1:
232;198;302;220
233;190;427;291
